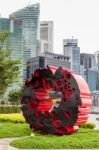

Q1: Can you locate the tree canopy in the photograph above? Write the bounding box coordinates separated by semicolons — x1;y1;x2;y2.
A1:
8;88;22;105
0;30;21;96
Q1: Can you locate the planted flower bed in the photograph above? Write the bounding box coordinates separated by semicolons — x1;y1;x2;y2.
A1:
0;113;25;123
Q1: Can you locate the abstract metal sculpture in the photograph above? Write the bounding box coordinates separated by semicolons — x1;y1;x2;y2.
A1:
21;66;92;135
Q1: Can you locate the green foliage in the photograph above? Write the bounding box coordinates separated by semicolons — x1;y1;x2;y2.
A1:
96;118;99;121
0;113;25;123
0;105;20;114
0;30;21;95
0;122;31;138
0;101;5;105
0;30;9;42
8;89;22;104
79;122;96;129
10;128;99;149
0;30;10;50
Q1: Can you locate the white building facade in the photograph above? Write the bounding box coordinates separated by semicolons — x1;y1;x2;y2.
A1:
63;39;80;74
40;21;53;53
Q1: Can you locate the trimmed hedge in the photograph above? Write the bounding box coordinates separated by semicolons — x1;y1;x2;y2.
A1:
0;113;25;123
79;122;96;129
0;105;20;114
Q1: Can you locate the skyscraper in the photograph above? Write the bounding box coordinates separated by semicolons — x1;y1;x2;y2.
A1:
80;53;97;91
87;69;97;91
63;39;80;74
94;51;99;90
0;18;10;50
80;53;97;80
40;21;53;53
0;18;10;32
10;3;40;81
10;18;23;60
94;51;99;70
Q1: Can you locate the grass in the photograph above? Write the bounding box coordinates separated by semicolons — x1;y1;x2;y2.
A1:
0;122;31;138
10;128;99;149
0;113;98;149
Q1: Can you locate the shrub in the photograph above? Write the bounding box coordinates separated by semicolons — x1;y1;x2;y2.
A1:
0;105;20;114
8;89;22;105
0;101;5;105
96;118;99;121
79;122;96;129
0;113;25;123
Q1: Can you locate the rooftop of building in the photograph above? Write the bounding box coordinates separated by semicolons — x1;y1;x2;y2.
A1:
27;51;70;63
0;18;9;20
40;21;53;25
10;3;40;17
80;53;95;57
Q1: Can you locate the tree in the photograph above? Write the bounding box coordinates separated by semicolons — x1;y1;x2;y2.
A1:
8;89;22;105
0;30;10;50
0;30;21;96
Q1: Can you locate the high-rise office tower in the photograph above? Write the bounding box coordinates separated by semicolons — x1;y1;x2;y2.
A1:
94;51;99;90
94;51;99;70
80;53;97;79
0;18;23;60
10;18;23;60
0;18;10;32
40;21;53;53
0;17;23;97
80;53;97;70
63;39;80;74
0;18;10;50
80;53;97;91
10;3;40;81
10;18;23;84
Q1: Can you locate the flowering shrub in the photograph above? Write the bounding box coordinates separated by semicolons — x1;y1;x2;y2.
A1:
79;122;96;129
0;113;25;123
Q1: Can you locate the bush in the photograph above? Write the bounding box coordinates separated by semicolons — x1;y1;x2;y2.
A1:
0;101;5;105
8;89;22;105
79;122;96;129
0;113;25;123
96;118;99;121
0;105;20;114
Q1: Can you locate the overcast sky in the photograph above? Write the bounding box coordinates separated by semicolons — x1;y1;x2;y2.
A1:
0;0;99;54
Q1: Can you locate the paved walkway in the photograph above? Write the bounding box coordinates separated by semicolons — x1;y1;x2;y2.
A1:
0;138;19;150
88;114;99;130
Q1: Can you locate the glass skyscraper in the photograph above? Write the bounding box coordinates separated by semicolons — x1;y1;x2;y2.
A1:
0;18;10;32
10;18;23;84
0;17;23;98
63;39;80;74
10;3;40;81
0;18;10;50
10;18;23;60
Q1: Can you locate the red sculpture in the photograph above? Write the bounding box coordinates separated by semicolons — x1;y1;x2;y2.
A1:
21;66;92;135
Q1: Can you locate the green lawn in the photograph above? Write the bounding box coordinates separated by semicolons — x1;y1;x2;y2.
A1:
0;122;99;149
10;128;99;149
0;122;31;138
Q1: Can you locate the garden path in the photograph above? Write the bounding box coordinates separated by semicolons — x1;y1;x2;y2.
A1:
0;137;19;150
88;114;99;129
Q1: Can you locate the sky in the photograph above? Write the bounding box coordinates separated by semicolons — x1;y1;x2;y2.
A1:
0;0;99;54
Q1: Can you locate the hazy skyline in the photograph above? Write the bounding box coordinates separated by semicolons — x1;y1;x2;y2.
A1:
0;0;99;54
